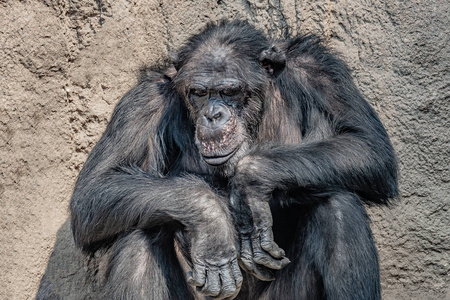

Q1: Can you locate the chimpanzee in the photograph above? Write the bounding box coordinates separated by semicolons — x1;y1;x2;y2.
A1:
70;20;398;300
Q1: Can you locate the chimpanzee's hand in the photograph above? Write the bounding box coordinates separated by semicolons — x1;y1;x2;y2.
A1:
231;156;290;281
187;195;243;299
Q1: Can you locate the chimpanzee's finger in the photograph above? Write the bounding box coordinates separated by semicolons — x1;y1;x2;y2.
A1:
218;264;238;298
187;263;206;287
200;269;221;297
239;258;276;281
252;234;290;270
239;238;275;281
238;233;275;281
231;258;243;289
238;236;254;272
260;228;285;258
253;254;290;270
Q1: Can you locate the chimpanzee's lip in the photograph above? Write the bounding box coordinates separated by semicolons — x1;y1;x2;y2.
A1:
202;148;238;166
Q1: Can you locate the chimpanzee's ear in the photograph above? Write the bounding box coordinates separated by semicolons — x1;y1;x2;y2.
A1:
164;65;177;80
160;51;178;80
259;44;286;77
170;51;182;72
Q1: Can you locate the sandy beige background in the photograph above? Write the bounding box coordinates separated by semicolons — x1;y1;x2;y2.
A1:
0;0;449;299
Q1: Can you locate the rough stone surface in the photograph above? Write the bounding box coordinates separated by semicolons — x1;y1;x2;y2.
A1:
0;1;448;299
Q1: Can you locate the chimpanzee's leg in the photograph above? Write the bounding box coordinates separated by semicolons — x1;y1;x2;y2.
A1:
103;229;194;300
260;192;381;300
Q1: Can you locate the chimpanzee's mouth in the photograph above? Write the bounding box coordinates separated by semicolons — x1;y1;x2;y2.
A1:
202;148;238;166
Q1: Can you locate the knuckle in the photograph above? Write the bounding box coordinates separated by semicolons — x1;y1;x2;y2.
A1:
201;283;221;296
240;248;253;259
253;255;270;265
260;241;273;250
253;249;267;258
222;285;237;295
208;288;221;297
190;277;203;286
241;259;254;271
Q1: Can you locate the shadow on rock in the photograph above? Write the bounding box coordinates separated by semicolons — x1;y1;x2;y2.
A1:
36;219;106;300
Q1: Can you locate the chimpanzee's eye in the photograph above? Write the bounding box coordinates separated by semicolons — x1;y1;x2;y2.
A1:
190;88;207;97
222;88;240;97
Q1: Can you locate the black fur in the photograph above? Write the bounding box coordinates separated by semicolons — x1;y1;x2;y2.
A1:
70;20;398;300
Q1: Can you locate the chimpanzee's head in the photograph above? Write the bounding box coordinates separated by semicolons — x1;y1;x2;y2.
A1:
173;21;285;168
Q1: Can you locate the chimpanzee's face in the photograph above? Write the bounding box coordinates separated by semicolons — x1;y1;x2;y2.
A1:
175;46;267;168
186;76;250;166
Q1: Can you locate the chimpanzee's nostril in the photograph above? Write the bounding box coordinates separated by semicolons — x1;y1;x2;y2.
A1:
201;102;231;128
204;106;216;121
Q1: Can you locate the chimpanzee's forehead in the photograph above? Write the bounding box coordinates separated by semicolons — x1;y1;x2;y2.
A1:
175;42;266;91
195;47;241;71
186;49;254;82
189;42;254;68
182;62;249;90
189;76;242;90
202;45;233;63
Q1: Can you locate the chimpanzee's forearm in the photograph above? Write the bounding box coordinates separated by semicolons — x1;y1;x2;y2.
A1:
237;131;398;205
70;167;228;251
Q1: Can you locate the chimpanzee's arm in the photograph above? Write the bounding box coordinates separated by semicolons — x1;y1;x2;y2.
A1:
234;107;398;205
238;35;398;203
70;74;208;248
231;36;398;279
70;73;242;298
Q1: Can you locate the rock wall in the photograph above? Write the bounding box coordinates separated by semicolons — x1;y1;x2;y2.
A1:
0;0;448;299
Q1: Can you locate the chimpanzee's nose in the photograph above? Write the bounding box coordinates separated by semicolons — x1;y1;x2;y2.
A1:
201;102;231;129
